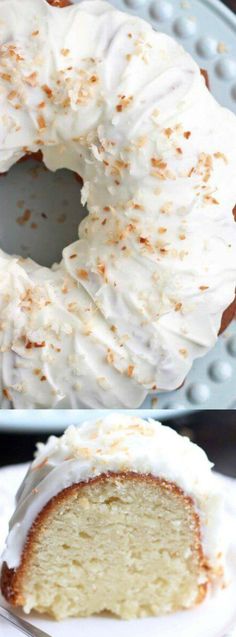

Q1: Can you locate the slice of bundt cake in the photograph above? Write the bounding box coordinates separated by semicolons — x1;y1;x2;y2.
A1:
1;414;224;620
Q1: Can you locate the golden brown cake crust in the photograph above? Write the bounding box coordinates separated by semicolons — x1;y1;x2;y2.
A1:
219;295;236;334
200;68;210;89
47;0;72;6
1;472;210;610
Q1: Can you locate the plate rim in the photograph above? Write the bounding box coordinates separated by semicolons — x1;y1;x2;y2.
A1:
201;0;236;30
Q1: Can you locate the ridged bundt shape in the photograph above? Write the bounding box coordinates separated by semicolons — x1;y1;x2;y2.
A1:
0;0;236;408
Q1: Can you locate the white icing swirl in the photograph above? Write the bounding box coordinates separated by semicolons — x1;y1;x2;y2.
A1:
2;413;224;570
0;0;236;407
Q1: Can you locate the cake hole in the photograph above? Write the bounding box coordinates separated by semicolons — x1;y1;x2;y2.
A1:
105;496;122;505
72;560;82;568
79;531;92;540
0;157;87;268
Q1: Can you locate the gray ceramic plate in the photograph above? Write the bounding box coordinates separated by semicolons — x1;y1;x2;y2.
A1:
0;0;235;419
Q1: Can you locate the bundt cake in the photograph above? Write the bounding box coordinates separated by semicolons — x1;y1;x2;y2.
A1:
0;0;236;408
1;413;224;620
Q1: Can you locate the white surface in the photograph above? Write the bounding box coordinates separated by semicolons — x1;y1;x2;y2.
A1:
0;463;236;636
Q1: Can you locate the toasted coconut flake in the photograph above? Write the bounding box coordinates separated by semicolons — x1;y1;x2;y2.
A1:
3;388;11;400
217;41;228;54
151;158;167;170
37;114;46;130
16;209;31;225
164;127;173;138
77;269;88;280
0;72;11;82
42;84;53;98
89;75;98;83
106;349;114;364
214;152;228;164
160;202;173;215
116;95;133;112
97;262;106;276
25;340;46;349
25;72;38;87
179;348;188;358
175;302;182;312
127;364;134;377
7;90;17;101
204;195;219;205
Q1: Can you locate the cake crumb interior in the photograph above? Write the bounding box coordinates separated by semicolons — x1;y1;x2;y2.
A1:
18;475;208;619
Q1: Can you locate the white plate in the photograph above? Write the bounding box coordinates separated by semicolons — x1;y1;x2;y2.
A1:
0;465;236;637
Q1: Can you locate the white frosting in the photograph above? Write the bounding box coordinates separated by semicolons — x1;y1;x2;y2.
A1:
3;413;224;571
0;0;236;407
